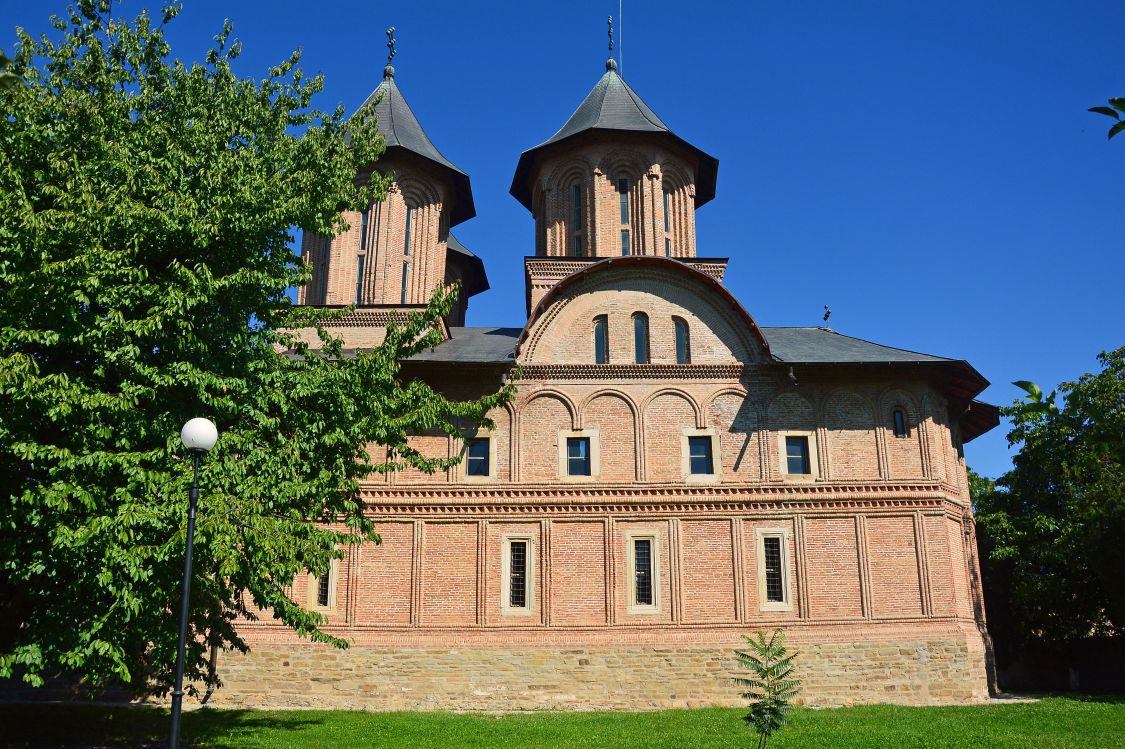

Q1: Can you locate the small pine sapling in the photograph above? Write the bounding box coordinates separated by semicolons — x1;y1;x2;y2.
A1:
734;629;802;749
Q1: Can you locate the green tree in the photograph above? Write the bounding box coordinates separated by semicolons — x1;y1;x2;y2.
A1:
0;1;511;694
734;629;801;749
974;347;1125;646
1089;98;1125;140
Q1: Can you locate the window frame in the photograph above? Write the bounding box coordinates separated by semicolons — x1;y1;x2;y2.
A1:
557;429;600;481
593;314;609;364
680;427;721;483
461;433;497;481
892;408;909;438
673;316;691;364
625;531;660;614
570;182;584;257
355;253;365;305
777;431;819;480
755;528;793;613
306;556;340;612
500;535;535;616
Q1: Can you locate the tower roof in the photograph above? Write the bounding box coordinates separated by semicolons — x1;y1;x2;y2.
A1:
510;59;719;211
356;68;476;226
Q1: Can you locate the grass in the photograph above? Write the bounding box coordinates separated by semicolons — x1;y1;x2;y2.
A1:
0;696;1123;748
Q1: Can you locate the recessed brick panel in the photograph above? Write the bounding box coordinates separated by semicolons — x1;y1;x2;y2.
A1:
550;521;608;625
680;520;736;622
804;518;864;619
421;522;478;626
867;516;924;617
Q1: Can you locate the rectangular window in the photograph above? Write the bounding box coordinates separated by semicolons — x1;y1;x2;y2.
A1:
567;437;591;476
620;229;630;256
665;238;672;257
893;409;908;438
688;435;714;475
593;315;609;364
785;435;811;475
572;184;583;227
400;262;409;304
618;178;630;223
466;437;490;477
355;254;365;304
663;188;671;233
634;538;653;606
762;536;784;603
316;571;330;607
403;206;413;256
508;540;528;609
572;235;583;256
360;208;370;251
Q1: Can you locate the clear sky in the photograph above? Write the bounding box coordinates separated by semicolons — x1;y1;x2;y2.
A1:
4;1;1122;479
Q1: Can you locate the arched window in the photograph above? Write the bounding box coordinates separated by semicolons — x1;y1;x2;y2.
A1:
673;317;690;364
632;312;650;364
892;408;908;438
617;177;632;255
570;183;584;256
593;315;609;364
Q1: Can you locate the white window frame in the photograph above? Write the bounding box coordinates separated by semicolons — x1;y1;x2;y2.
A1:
680;427;721;483
558;429;601;481
306;556;340;612
755;528;793;613
500;535;535;616
625;531;660;615
460;432;497;482
778;430;819;480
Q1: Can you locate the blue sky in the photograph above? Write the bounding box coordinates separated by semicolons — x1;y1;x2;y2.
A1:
4;1;1122;479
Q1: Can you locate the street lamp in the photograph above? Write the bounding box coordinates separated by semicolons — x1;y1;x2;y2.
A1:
169;417;218;749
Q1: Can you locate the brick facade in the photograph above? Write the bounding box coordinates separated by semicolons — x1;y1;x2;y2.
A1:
231;55;997;711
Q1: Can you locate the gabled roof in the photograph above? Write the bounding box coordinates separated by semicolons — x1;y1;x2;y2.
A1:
510;59;719;211
355;67;476;226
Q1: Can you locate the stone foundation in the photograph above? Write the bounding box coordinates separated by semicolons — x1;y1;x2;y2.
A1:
207;634;988;711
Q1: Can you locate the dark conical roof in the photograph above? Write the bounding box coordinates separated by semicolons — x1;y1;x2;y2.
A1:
355;68;476;226
510;59;718;211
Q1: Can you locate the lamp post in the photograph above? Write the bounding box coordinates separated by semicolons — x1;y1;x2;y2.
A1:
169;417;218;749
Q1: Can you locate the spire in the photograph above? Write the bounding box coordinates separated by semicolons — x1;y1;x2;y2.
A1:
607;15;617;72
352;28;476;226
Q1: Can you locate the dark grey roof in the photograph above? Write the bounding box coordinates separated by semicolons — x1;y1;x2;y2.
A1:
401;325;957;366
445;233;489;298
406;327;520;363
510;60;719;211
763;328;953;364
355;69;475;226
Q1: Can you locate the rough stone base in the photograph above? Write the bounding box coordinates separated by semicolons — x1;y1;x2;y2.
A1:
206;636;989;710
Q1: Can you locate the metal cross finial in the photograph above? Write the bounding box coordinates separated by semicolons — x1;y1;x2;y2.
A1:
386;27;396;66
608;15;614;52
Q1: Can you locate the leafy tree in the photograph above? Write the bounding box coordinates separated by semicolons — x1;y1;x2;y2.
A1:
0;1;510;694
1089;98;1125;140
974;347;1125;646
734;629;801;749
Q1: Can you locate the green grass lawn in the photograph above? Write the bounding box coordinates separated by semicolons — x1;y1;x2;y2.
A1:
1;696;1122;749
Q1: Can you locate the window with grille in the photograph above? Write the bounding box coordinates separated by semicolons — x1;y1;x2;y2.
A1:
762;536;785;603
688;436;714;475
632;313;650;364
316;571;330;607
785;435;811;475
567;437;591;476
633;538;653;606
466;437;490;477
508;540;528;609
893;408;908;438
673;317;690;364
593;315;609;364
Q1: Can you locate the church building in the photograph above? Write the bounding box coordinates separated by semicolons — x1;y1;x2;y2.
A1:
221;38;999;710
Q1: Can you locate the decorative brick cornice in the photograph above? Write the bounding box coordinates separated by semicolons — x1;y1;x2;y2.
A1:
518;364;746;381
320;307;429;328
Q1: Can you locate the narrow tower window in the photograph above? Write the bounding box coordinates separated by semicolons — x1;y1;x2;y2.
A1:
893;408;908;438
618;178;631;255
319;236;331;303
360;207;370;252
663;187;673;256
571;183;584;256
632;312;650;364
593;315;609;364
400;262;410;304
403;206;413;256
673;317;690;364
355;254;365;304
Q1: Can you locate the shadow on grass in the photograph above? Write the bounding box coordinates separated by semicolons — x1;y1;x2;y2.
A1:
0;703;325;748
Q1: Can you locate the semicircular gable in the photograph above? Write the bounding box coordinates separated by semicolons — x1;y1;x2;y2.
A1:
516;256;771;365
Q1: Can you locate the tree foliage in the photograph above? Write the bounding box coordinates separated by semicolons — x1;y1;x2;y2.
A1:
734;629;801;749
0;1;511;694
1089;98;1125;140
974;347;1125;647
